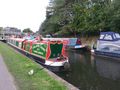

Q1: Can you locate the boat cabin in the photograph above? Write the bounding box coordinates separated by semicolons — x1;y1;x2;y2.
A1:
97;32;120;51
99;32;120;41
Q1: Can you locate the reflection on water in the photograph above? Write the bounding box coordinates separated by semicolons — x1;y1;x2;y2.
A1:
57;51;120;90
95;56;120;80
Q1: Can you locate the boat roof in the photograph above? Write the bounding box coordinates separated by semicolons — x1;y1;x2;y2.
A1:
99;32;120;41
23;36;35;40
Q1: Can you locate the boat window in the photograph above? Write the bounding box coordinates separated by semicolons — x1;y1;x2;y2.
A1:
113;34;116;39
115;33;120;38
46;34;52;38
100;35;104;39
104;34;113;40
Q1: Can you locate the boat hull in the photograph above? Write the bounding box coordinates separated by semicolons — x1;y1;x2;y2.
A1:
95;50;120;58
65;45;89;51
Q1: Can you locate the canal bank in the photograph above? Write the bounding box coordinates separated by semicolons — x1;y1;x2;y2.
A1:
43;65;79;90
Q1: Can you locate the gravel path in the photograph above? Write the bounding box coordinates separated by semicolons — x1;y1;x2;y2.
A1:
0;55;17;90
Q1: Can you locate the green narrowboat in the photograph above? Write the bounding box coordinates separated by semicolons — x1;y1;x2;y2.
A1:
7;37;69;71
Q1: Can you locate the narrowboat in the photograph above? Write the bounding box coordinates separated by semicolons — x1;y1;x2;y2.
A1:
7;37;70;71
94;32;120;58
43;38;86;50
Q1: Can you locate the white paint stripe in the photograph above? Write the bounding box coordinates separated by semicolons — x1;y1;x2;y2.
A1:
45;60;68;66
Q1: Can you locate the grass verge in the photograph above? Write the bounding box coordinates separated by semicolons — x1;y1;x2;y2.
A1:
0;42;67;90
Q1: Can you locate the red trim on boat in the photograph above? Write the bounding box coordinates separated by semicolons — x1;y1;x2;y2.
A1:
46;42;51;60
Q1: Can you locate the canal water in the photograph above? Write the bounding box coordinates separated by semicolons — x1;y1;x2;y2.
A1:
57;50;120;90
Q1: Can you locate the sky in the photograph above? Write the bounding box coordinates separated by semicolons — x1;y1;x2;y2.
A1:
0;0;49;32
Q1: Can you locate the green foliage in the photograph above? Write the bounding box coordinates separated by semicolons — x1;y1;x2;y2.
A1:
109;0;120;33
23;28;33;33
40;0;120;36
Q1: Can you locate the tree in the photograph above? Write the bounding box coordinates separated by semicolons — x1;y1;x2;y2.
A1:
22;28;33;33
108;0;120;32
40;0;120;37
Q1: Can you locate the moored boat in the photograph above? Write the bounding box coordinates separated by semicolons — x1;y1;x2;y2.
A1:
43;38;86;50
94;32;120;58
0;34;7;42
7;37;70;72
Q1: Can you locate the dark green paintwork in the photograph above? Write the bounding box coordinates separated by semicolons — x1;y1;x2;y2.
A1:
16;41;19;47
49;43;63;58
32;44;47;58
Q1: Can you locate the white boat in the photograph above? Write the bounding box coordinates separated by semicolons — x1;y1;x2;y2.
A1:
95;32;120;58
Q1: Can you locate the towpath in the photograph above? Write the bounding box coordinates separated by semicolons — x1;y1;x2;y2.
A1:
0;55;17;90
